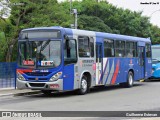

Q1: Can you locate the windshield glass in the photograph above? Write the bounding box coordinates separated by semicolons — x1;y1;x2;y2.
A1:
152;47;160;59
18;40;61;68
21;30;61;39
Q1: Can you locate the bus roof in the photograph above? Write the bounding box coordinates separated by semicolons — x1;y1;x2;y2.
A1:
21;26;63;31
64;28;151;43
152;44;160;47
21;26;151;43
96;32;151;42
151;44;160;49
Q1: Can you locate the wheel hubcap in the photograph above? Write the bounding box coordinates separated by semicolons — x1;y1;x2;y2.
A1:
81;78;87;92
129;74;133;85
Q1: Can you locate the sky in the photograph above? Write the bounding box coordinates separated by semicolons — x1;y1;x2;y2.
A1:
106;0;160;27
59;0;160;27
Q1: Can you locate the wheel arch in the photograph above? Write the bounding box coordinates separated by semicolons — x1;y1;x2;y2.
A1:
128;69;134;79
80;71;92;88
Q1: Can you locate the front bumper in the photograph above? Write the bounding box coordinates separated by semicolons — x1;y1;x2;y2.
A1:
17;78;63;91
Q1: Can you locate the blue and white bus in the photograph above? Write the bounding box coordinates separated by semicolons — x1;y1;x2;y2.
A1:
151;45;160;79
17;26;152;95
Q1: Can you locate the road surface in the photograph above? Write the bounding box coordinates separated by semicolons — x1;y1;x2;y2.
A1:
0;81;160;119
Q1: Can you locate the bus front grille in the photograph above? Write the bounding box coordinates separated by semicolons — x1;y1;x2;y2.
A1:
29;83;45;87
28;78;48;81
25;72;51;76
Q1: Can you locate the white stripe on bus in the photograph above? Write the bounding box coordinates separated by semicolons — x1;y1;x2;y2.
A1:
106;60;115;84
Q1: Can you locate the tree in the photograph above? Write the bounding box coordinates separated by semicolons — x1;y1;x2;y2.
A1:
5;0;71;62
150;25;160;44
78;15;112;32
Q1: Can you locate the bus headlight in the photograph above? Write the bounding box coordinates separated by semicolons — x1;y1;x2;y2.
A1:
17;72;25;81
50;72;62;82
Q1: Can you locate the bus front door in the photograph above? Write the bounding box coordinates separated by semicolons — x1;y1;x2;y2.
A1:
96;43;103;85
138;46;145;79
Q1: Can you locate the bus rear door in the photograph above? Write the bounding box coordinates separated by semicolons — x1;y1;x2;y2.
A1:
96;43;103;85
138;42;145;79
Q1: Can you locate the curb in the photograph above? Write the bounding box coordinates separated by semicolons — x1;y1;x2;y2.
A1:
14;90;41;96
0;90;41;97
0;93;15;97
0;87;15;90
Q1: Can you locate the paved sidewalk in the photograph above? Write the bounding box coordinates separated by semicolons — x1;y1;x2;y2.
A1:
0;88;40;97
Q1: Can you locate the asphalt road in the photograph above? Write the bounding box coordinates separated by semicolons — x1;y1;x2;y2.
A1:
0;80;160;119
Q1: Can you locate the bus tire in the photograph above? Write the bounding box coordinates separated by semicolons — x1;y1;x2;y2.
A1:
120;71;134;88
41;90;52;95
126;71;134;87
77;75;88;95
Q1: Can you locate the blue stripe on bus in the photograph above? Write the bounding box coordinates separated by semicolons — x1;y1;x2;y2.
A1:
63;64;74;91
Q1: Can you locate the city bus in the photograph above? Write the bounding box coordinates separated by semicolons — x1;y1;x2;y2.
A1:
16;26;152;95
150;45;160;79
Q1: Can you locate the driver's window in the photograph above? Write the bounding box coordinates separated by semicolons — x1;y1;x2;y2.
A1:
64;39;77;65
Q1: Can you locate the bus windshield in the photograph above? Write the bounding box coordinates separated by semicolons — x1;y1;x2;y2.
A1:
18;40;61;68
152;47;160;59
152;46;160;64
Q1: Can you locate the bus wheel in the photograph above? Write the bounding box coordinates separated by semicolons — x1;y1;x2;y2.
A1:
77;75;88;95
120;71;134;88
126;71;134;87
41;90;52;95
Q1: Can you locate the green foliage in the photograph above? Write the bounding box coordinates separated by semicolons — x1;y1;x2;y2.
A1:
0;32;7;61
78;15;112;32
0;32;5;40
150;25;160;44
10;0;70;28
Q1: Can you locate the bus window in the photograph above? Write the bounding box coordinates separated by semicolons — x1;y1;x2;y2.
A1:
78;36;90;57
152;46;160;59
90;37;94;57
133;42;137;57
64;39;77;65
104;39;114;57
126;41;137;58
138;47;144;66
146;44;151;58
126;42;137;58
115;40;125;57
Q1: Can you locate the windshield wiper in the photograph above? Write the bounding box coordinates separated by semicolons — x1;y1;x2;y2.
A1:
40;39;51;52
39;39;51;60
19;48;24;60
25;33;32;60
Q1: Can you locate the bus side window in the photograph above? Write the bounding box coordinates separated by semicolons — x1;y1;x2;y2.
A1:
64;39;77;65
78;36;91;57
133;42;137;57
115;40;125;57
104;39;114;57
90;37;94;57
126;41;137;58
